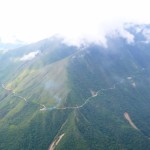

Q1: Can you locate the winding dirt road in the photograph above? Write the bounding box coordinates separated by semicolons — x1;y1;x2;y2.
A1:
0;73;137;112
1;68;144;112
1;84;27;102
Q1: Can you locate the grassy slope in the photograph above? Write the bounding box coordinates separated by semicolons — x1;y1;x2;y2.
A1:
0;39;77;150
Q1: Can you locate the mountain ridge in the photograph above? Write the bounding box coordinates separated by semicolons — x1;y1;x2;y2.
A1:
1;25;150;149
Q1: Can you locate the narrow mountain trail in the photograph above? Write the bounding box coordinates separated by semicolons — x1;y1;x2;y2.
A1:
1;84;27;102
45;78;127;111
1;68;145;112
1;83;49;111
49;68;145;111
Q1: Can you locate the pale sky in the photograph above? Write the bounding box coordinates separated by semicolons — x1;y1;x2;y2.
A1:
0;0;150;45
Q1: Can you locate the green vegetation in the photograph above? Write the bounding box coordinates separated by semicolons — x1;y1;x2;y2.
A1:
1;31;150;150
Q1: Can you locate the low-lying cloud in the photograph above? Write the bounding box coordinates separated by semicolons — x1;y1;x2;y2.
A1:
117;28;134;44
142;29;150;42
20;51;39;61
61;24;135;47
108;26;135;44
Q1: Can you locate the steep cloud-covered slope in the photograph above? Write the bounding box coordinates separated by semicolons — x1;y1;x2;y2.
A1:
1;25;150;150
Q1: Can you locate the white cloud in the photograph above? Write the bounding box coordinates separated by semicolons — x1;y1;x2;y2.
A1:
20;51;39;61
135;27;143;33
142;29;150;42
113;28;135;44
0;0;150;45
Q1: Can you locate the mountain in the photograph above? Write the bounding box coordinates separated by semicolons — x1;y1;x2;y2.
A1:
1;25;150;150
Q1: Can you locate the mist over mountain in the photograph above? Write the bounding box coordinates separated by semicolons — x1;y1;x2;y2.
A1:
1;24;150;150
0;41;24;51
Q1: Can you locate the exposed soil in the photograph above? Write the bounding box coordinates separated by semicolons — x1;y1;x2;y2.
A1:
49;133;65;150
124;112;139;130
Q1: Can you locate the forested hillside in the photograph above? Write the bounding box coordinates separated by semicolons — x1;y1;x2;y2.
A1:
1;25;150;149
